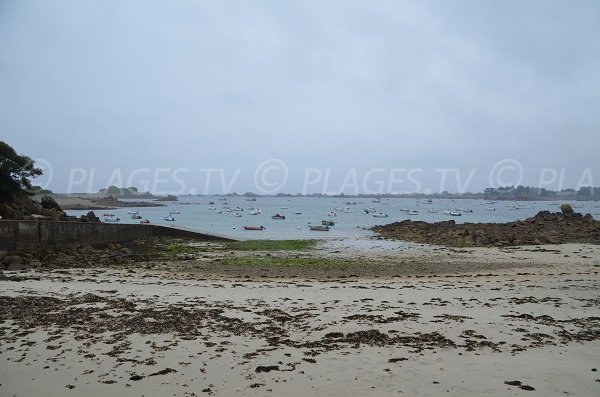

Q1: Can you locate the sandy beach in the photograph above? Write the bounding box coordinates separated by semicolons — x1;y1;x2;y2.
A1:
1;241;599;396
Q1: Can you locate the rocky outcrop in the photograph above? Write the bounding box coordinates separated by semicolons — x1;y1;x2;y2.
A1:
0;192;76;221
373;211;600;247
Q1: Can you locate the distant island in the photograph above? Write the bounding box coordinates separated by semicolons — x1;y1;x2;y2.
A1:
199;186;600;201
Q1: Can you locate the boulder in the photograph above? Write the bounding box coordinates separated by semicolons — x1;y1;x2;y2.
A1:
538;231;560;244
85;210;99;222
41;195;61;211
560;204;574;215
3;255;22;266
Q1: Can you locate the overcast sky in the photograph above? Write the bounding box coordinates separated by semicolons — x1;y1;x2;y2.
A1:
1;0;599;194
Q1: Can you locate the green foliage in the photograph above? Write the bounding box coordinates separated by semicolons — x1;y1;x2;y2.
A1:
106;185;121;195
225;240;316;251
0;141;42;201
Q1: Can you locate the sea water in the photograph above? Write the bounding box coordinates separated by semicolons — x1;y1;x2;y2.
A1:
65;196;599;240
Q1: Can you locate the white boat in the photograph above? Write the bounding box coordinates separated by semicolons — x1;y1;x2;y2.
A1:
327;211;337;217
233;206;244;211
163;215;175;221
340;207;352;213
427;209;438;213
104;216;120;223
407;210;419;215
456;208;473;213
486;206;496;211
372;212;389;218
443;210;462;216
280;206;289;210
131;214;142;219
170;210;180;214
208;206;217;210
127;210;138;215
249;209;261;215
422;199;432;204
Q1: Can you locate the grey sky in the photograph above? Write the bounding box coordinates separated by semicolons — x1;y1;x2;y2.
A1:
1;0;599;194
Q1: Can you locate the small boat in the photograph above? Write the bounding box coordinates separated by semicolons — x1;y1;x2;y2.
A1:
444;210;461;216
104;216;120;223
309;225;329;231
486;206;496;211
372;199;381;203
295;211;302;215
233;212;242;217
103;213;115;217
243;225;265;231
427;209;438;213
272;214;286;220
208;201;215;205
407;210;419;215
246;198;257;201
327;211;337;217
131;214;142;219
280;206;288;209
340;207;352;213
216;210;222;214
127;210;139;215
372;212;389;218
170;210;180;214
456;208;473;213
249;209;261;215
422;199;432;204
139;219;150;224
345;201;357;205
208;206;217;210
233;207;244;211
322;220;335;226
163;215;176;221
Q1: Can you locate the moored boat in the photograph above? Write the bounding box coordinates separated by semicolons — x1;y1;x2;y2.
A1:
243;225;265;230
372;212;389;218
163;215;175;221
309;225;329;231
272;214;286;220
321;220;335;226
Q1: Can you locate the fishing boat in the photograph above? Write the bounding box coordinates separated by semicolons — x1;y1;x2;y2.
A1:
243;225;264;230
372;212;389;218
104;216;120;223
309;225;329;231
321;220;335;226
131;214;142;219
163;215;175;221
272;214;286;220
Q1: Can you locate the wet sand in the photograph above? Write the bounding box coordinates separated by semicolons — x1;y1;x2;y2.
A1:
1;243;599;396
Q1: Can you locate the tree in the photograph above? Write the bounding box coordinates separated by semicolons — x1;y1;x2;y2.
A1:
0;141;42;201
106;185;121;195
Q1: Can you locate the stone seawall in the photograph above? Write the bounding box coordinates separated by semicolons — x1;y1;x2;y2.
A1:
0;220;236;251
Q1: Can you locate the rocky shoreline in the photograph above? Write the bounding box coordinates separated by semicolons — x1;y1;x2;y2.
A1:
373;209;600;247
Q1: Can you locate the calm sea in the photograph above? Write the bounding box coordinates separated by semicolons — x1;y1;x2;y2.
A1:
66;197;600;240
